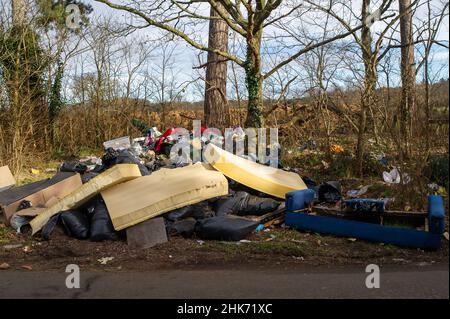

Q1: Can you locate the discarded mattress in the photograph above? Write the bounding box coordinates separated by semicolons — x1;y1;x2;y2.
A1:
204;143;307;199
30;164;142;235
101;163;228;231
0;166;15;192
0;172;82;224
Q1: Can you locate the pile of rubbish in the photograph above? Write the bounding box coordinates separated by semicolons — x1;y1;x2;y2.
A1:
2;122;446;251
0;125;311;248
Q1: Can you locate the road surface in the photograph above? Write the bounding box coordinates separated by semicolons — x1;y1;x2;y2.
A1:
0;264;448;299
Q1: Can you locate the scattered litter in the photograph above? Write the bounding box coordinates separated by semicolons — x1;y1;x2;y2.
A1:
0;262;10;270
3;244;22;250
347;238;357;242
444;232;449;241
383;167;410;184
330;144;344;154
169;255;173;258
97;257;114;265
346;185;371;198
239;239;251;243
103;136;131;150
318;181;341;203
299;139;317;151
255;224;265;232
22;245;32;253
292;256;304;261
321;160;330;169
197;240;205;245
21;265;33;271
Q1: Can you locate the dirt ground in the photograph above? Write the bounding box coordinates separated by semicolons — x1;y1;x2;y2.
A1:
0;223;448;272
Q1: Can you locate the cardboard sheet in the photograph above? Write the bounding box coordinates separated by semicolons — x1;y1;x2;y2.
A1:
30;164;141;235
0;166;15;192
101;163;228;231
204;143;307;199
0;172;82;224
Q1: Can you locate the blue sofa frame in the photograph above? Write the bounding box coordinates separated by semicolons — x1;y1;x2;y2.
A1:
284;189;445;251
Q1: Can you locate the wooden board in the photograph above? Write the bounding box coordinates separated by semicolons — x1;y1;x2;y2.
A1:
0;172;82;224
0;166;15;192
204;143;307;199
30;164;142;235
101;163;228;231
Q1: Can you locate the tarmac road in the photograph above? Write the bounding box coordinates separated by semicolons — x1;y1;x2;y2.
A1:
0;264;448;299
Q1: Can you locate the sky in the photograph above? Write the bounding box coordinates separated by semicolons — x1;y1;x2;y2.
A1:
64;0;449;102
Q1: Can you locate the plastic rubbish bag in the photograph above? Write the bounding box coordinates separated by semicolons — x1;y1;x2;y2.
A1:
89;196;120;242
41;213;61;240
60;210;90;239
167;218;197;238
215;191;280;217
195;216;259;241
318;181;342;203
81;172;99;184
382;167;410;184
165;202;211;222
10;214;32;233
60;161;88;174
102;148;150;176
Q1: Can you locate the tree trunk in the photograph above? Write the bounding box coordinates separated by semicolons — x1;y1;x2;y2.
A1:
12;0;26;26
204;4;230;129
399;0;416;158
244;30;263;128
356;0;377;177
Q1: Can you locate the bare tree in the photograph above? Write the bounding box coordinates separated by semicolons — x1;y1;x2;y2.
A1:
398;0;416;157
95;0;373;128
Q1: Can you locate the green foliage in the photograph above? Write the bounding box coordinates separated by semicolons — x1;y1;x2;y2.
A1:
0;25;47;106
35;0;93;31
328;150;384;178
244;58;262;128
49;60;64;122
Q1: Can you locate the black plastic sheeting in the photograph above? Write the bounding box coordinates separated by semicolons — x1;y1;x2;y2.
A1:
41;196;120;241
89;196;121;242
164;201;212;222
214;191;280;217
195;216;260;241
60;210;90;239
41;213;60;241
101;148;150;176
167;218;197;238
81;172;99;184
60;161;88;174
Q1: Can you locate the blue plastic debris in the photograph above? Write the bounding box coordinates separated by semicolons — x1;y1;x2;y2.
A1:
285;190;444;251
255;224;265;232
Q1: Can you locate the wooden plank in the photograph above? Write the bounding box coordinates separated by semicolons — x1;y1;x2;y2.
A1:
204;143;307;199
102;163;229;231
30;164;141;235
0;166;15;192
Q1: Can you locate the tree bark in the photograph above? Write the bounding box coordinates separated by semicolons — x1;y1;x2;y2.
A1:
356;0;377;177
204;4;230;129
399;0;416;158
12;0;26;26
244;29;263;128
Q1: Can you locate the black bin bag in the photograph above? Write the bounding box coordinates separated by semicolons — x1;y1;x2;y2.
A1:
195;216;259;241
215;191;280;217
60;210;90;239
89;196;120;242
